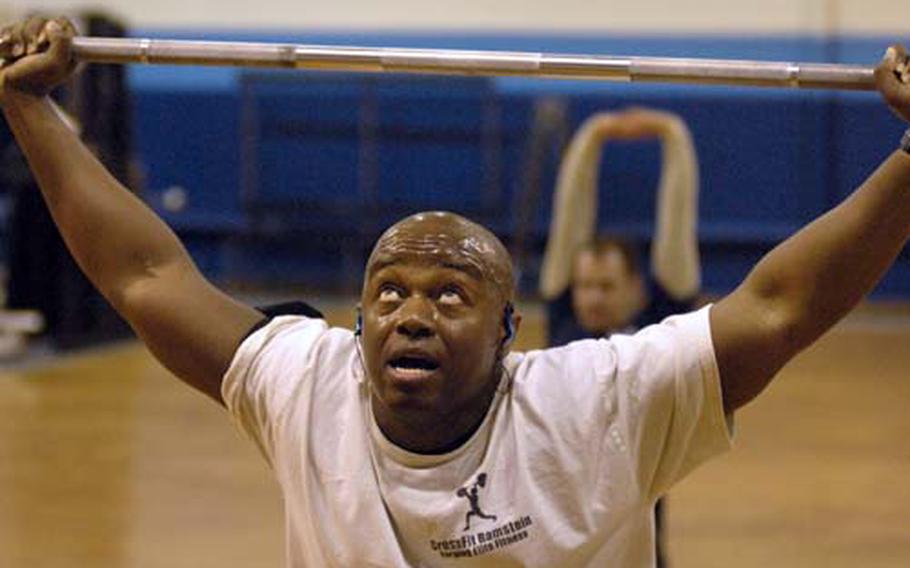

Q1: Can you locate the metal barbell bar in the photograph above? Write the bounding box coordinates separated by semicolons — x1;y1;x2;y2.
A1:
70;36;885;91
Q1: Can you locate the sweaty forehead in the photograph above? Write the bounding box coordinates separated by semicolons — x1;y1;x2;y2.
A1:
366;212;513;299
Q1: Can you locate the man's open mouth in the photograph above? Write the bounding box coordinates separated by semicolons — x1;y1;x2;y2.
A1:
387;356;440;379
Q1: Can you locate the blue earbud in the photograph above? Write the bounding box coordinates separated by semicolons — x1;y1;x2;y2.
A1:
354;308;363;337
502;303;515;345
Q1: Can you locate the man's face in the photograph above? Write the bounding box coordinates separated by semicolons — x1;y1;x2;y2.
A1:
571;248;644;334
360;213;512;424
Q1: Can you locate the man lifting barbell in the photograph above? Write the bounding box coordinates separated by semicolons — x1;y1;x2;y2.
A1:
1;16;909;567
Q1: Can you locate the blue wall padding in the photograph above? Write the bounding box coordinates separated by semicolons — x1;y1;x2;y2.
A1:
126;31;910;297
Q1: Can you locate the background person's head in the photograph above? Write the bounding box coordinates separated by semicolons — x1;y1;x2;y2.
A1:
358;212;520;446
570;235;645;335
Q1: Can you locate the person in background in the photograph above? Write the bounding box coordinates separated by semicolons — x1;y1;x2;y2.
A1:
541;108;701;345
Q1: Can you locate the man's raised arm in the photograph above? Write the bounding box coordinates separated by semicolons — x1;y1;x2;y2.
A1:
538;114;607;300
711;45;910;412
647;111;701;300
0;17;262;402
539;109;702;300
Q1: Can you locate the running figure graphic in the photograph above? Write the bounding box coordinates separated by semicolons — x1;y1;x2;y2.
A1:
457;473;497;531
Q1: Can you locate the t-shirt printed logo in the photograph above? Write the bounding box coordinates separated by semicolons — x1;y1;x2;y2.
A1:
457;472;497;531
428;472;534;559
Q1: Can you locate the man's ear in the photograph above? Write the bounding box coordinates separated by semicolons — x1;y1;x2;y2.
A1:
501;303;522;347
510;309;523;346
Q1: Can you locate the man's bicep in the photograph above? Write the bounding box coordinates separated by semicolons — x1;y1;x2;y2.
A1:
709;291;793;413
119;263;263;403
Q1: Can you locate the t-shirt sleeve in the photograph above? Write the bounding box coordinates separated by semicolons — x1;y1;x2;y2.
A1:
221;315;329;465
610;304;732;500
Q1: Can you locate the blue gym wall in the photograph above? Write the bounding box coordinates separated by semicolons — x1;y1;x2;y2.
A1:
128;31;910;298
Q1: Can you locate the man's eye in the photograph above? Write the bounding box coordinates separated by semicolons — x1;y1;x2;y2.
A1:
438;289;463;305
378;287;403;303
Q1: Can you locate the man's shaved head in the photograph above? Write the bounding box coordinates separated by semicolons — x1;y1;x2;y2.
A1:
366;211;515;302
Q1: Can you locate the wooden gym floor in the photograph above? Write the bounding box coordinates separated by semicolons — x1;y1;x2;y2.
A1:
1;299;908;567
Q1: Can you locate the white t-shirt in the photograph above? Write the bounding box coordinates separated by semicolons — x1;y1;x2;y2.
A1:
222;305;732;567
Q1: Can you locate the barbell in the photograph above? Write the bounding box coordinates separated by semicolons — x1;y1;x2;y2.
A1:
67;36;896;91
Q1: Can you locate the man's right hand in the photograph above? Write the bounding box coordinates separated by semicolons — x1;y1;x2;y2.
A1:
0;16;77;102
876;44;910;124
